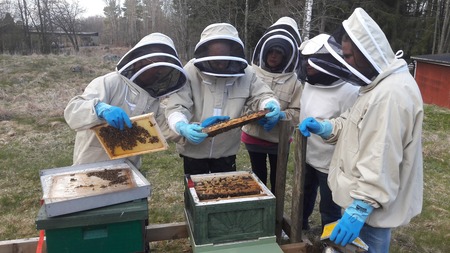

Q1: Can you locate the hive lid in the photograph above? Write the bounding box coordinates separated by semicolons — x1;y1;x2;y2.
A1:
40;159;151;217
91;112;168;160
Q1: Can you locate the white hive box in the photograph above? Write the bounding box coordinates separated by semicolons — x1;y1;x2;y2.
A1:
40;159;151;217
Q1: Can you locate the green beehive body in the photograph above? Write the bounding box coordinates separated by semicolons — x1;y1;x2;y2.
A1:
184;172;276;245
36;198;148;253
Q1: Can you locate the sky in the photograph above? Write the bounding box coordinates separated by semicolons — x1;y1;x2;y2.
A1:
77;0;106;18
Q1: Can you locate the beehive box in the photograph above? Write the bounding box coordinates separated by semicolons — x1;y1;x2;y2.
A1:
92;112;168;160
184;171;276;245
40;159;151;217
36;199;148;253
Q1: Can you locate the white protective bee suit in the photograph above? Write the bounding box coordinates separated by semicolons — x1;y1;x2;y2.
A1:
64;33;186;168
312;8;424;228
242;17;302;144
165;23;278;160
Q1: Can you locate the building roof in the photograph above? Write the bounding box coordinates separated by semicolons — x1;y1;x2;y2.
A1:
28;30;98;36
411;53;450;67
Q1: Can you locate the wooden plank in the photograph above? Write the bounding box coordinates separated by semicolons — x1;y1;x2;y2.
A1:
0;222;313;253
0;237;46;253
280;242;311;253
146;222;188;242
290;130;307;243
274;119;292;243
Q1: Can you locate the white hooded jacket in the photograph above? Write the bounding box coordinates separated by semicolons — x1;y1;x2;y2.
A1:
325;8;424;228
165;23;278;159
64;33;184;168
242;17;302;144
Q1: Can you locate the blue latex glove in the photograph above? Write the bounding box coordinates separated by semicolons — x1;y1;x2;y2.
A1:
298;117;332;138
175;122;208;144
95;102;132;130
262;101;282;131
258;111;286;131
330;199;374;247
201;116;230;127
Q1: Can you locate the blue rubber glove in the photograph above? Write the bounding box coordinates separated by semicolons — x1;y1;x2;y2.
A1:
175;122;208;144
258;111;286;131
298;117;332;138
201;116;230;127
95;102;132;130
262;101;282;131
330;199;374;247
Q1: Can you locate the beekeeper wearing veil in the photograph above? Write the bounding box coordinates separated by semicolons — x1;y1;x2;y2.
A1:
299;8;423;252
64;33;187;168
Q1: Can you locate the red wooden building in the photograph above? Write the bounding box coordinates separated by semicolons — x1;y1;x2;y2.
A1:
410;53;450;109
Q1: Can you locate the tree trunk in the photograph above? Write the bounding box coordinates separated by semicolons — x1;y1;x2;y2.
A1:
303;0;313;40
438;0;450;53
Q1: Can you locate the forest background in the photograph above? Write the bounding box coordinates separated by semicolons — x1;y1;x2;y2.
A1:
1;0;450;60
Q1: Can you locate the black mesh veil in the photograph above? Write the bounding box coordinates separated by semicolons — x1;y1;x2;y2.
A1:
252;31;298;73
317;26;378;86
193;38;248;77
117;43;187;98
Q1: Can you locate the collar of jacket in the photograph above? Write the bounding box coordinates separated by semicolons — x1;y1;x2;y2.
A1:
116;70;149;95
360;58;409;94
196;69;239;86
253;64;296;84
306;79;350;89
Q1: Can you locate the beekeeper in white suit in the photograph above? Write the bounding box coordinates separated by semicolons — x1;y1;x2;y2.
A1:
64;33;187;168
299;8;423;252
299;33;359;231
241;17;302;193
165;23;281;175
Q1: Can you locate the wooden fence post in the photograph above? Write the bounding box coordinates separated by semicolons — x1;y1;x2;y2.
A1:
290;129;307;243
274;119;292;243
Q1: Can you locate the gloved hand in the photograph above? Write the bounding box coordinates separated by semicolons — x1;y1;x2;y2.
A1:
201;116;230;127
262;101;282;131
175;122;208;144
330;199;374;247
95;102;132;130
298;117;332;138
258;111;286;131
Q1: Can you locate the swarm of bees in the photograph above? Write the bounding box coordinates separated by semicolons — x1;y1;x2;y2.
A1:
202;109;270;137
99;122;160;155
194;175;262;200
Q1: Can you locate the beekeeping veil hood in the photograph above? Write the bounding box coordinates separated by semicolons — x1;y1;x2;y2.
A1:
116;33;187;98
320;7;403;86
252;17;301;73
299;34;342;85
193;23;248;77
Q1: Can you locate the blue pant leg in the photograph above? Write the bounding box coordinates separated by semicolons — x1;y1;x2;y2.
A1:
359;224;391;253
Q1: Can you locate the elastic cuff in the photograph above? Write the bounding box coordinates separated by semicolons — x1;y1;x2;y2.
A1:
353;199;375;213
94;102;110;118
260;98;279;111
168;112;188;134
